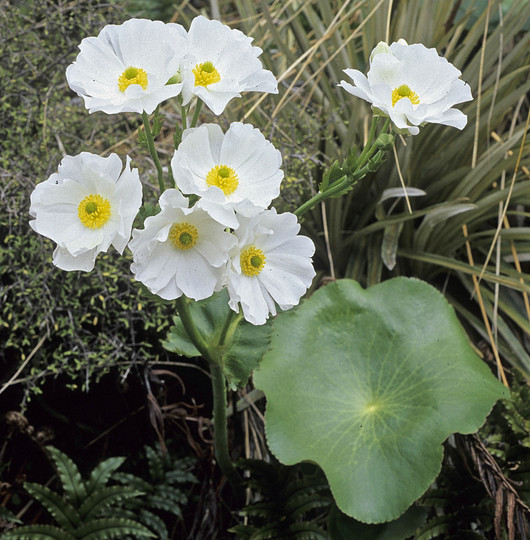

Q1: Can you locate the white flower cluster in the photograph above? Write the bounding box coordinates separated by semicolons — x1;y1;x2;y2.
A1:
65;16;278;116
129;122;316;325
30;16;316;326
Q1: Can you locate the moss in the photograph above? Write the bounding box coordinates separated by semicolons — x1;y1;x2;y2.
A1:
0;1;173;401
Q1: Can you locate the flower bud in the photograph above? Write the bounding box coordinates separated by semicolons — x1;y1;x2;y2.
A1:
375;133;395;150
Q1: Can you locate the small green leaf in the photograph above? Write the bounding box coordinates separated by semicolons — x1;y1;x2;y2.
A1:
254;278;507;523
162;291;230;357
137;126;148;150
162;317;201;357
151;110;165;138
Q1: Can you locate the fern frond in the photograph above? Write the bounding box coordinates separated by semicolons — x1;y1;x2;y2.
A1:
112;472;153;493
138;508;170;539
84;457;126;495
239;501;278;518
23;482;81;531
284;494;331;520
144;493;179;513
164;469;198;484
78;486;143;520
0;505;22;525
245;523;285;540
1;524;76;540
153;484;187;506
145;445;163;481
74;517;155;539
414;513;453;540
46;446;87;507
283;478;329;500
287;522;329;540
227;524;254;539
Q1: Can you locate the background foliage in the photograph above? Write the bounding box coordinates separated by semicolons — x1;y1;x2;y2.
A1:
0;0;176;400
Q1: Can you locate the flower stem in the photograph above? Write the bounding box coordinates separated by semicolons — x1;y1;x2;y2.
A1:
190;99;203;128
174;297;242;488
180;100;188;130
210;363;242;488
142;111;166;193
355;115;380;169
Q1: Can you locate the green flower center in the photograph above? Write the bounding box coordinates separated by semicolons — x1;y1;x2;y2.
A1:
240;246;266;277
78;194;112;229
193;61;221;87
391;84;420;107
169;222;199;250
118;66;148;93
205;165;239;196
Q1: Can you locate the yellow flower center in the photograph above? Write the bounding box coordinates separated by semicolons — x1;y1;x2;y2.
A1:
391;84;420;107
78;194;112;229
169;222;199;250
193;61;221;87
118;66;148;93
240;246;266;277
205;165;239;196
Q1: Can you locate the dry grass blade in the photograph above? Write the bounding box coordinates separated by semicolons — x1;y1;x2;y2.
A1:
463;224;509;388
472;0;492;169
478;107;530;285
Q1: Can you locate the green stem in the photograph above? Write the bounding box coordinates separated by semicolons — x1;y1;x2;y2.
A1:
294;162;367;218
354;115;380;169
180;101;188;130
174;297;242;488
174;297;214;363
142;111;165;193
190;99;203;128
210;363;242;488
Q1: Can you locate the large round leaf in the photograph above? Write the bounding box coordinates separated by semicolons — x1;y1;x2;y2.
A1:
253;278;506;523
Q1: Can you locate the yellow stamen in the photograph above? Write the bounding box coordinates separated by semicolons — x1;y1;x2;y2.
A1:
391;84;420;107
205;165;239;196
193;61;221;87
240;246;266;277
169;222;199;250
78;194;112;229
118;66;148;93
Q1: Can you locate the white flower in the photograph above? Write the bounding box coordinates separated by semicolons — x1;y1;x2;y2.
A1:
225;209;316;325
29;152;142;271
180;15;278;115
339;40;473;135
129;189;236;301
66;19;188;114
171;122;283;229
